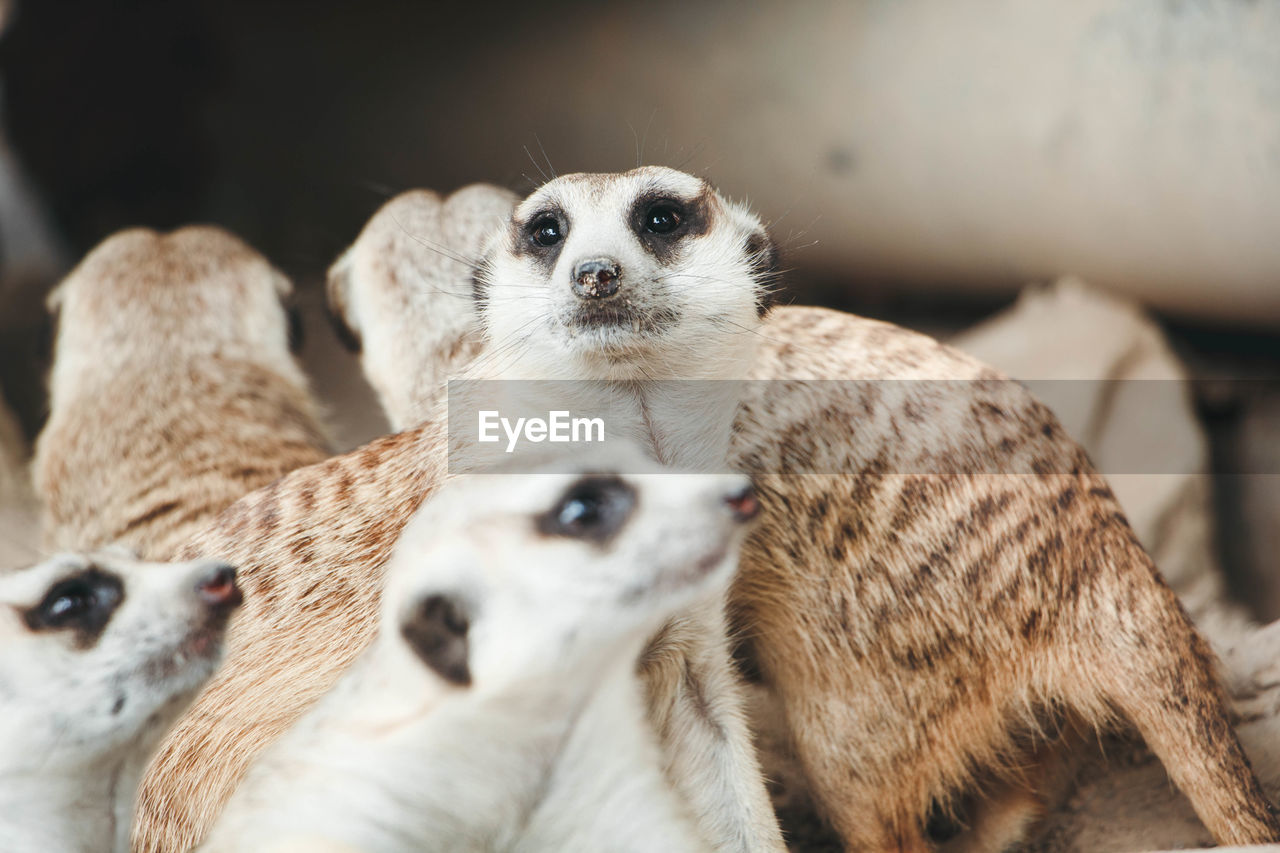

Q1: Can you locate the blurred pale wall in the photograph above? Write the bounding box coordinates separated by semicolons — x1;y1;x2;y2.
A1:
3;0;1278;324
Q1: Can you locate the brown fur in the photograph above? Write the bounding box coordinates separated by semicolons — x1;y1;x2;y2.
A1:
731;306;1279;849
33;226;329;558
329;187;1278;850
114;194;1278;851
135;423;448;851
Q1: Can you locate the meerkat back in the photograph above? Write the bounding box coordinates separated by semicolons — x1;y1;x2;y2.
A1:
326;170;1280;851
34;226;329;559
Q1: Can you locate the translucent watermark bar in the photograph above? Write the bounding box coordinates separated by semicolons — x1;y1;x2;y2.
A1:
444;379;1280;475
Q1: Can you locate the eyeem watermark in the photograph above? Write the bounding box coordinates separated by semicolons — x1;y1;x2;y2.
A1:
478;410;606;453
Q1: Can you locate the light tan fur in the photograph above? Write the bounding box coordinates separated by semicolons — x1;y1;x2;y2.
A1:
116;180;1278;852
327;180;1279;852
331;187;787;851
326;185;516;432
204;452;740;853
33;226;329;558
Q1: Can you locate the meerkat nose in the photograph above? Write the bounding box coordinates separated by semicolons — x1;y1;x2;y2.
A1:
724;480;760;522
195;563;242;611
571;258;622;299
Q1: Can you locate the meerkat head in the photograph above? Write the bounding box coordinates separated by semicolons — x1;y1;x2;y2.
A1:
473;167;779;380
45;226;300;402
382;444;759;691
325;185;518;429
0;550;241;773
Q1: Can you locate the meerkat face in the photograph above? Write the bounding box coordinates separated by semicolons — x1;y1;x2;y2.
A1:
0;551;240;772
384;446;758;690
474;166;778;379
45;226;299;396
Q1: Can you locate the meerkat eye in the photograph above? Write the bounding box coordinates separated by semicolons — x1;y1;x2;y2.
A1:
529;215;563;248
26;569;124;637
539;476;636;543
42;580;96;625
644;204;682;235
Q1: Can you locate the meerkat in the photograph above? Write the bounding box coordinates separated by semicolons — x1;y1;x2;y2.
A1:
328;182;787;848
326;184;519;432
205;447;757;853
0;549;241;853
328;168;1279;851
33;225;329;559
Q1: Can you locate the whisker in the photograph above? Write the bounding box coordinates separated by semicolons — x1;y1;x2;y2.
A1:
534;134;557;180
523;145;550;185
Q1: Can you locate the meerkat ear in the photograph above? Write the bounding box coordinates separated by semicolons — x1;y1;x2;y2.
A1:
324;247;362;354
265;270;306;354
401;593;472;687
39;282;67;365
745;229;781;317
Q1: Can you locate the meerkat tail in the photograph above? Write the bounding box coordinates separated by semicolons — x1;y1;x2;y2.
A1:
1083;578;1280;843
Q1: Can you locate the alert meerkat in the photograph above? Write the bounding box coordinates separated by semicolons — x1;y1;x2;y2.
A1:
205;449;755;853
326;182;785;852
0;550;240;853
329;169;1279;852
133;191;782;853
33;225;329;559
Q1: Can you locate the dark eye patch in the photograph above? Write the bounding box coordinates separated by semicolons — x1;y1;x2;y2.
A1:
537;475;636;545
509;206;568;276
23;567;125;650
629;189;710;262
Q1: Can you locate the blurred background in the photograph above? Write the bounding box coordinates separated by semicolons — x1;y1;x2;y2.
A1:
0;0;1276;616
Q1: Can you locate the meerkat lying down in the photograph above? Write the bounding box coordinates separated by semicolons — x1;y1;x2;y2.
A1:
326;170;1280;851
0;550;240;853
205;449;755;853
34;225;329;560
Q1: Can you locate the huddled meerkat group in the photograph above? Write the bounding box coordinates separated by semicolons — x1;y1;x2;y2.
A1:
7;166;1278;853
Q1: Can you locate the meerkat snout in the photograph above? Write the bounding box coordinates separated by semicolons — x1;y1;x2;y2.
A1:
572;258;622;299
401;592;472;687
723;479;759;521
0;551;241;853
194;563;242;613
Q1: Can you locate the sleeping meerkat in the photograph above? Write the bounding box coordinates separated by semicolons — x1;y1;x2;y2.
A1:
330;169;1280;851
33;225;329;559
204;448;755;853
0;550;241;853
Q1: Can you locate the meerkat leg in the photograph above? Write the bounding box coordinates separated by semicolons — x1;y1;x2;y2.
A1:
1082;586;1280;845
941;726;1087;853
779;694;937;853
640;605;786;853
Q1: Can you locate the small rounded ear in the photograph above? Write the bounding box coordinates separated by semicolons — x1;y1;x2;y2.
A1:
401;593;471;686
324;247;362;354
38;283;66;366
44;281;67;315
745;230;781;317
270;269;295;300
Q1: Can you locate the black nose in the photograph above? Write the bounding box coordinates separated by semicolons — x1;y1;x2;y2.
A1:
195;563;242;612
724;482;759;522
571;258;621;299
